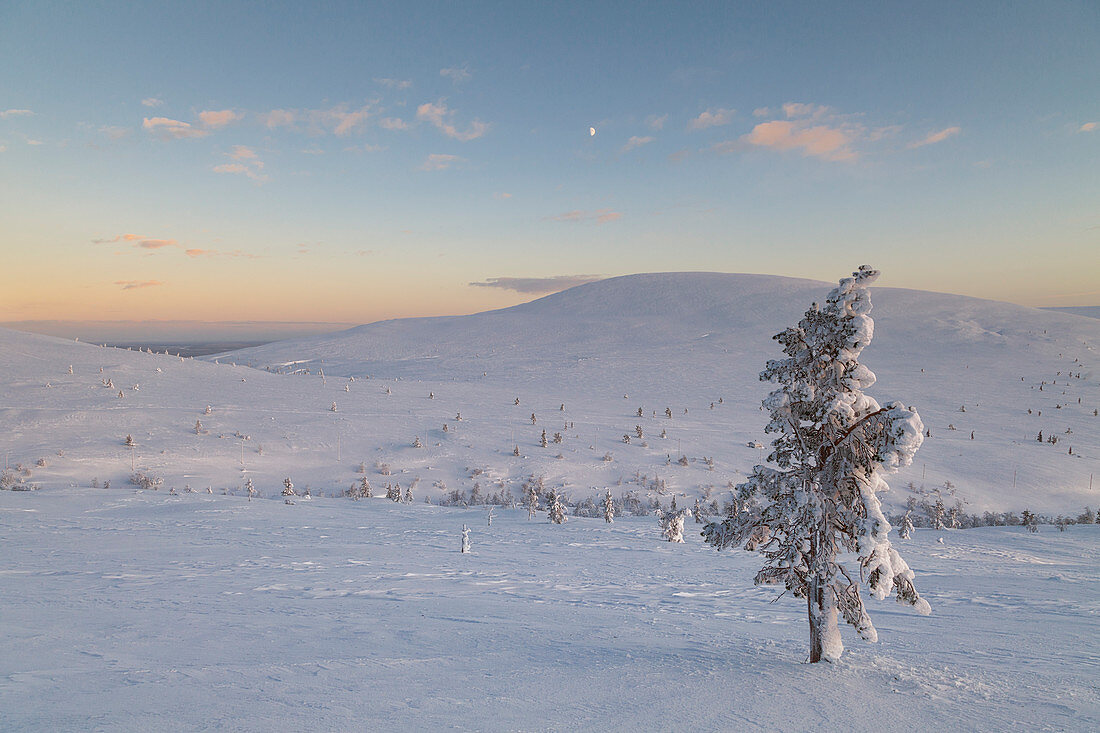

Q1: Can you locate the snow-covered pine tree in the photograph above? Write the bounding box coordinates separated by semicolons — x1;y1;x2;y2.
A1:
702;265;930;663
899;510;914;539
404;485;413;504
526;483;539;520
658;507;689;542
547;488;567;524
461;524;471;553
282;477;295;504
604;488;615;524
361;476;373;498
693;497;703;523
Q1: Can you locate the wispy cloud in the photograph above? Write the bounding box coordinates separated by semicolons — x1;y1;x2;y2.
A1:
547;209;622;225
378;116;409;130
621;135;654;152
689;108;735;130
99;125;131;140
781;102;830;119
741;119;856;161
142;116;208;139
115;280;163;290
198;109;243;129
494;192;512;200
1078;122;1097;133
94;233;180;250
440;66;471;83
752;107;771;118
329;105;372;135
469;275;604;294
645;114;667;131
141;97;164;108
375;77;412;90
416;100;489;141
258;104;373;135
0;108;33;118
419;153;464;171
908;126;961;149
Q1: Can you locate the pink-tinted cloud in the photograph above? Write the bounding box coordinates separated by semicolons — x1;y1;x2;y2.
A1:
419;153;464;171
115;280;163;290
185;248;213;257
198;109;242;128
228;145;258;161
329;105;372;136
142;117;208;139
141;97;164;108
416;100;489;141
908;126;961;149
214;146;267;181
261;109;297;128
0;108;33;118
621;135;654;152
1078;122;1097;133
741;120;856;161
548;209;622;225
752;107;771;118
689;108;735;130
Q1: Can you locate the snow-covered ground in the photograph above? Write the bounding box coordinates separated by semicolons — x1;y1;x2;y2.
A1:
2;488;1098;730
2;272;1099;729
2;273;1097;514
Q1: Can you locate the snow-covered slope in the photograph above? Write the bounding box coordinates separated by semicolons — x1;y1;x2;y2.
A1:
215;273;1100;511
2;272;1097;514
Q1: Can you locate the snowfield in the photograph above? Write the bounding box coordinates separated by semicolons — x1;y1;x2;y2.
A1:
2;273;1096;514
2;271;1099;729
1;489;1098;731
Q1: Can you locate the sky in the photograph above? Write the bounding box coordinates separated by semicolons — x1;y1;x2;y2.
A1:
1;0;1097;337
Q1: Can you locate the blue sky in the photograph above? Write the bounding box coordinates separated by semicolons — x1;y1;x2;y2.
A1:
1;0;1097;329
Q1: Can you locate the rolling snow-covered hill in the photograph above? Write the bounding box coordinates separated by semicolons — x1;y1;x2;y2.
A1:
1;272;1097;514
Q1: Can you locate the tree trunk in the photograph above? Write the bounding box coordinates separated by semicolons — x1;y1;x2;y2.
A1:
808;577;824;663
807;575;842;663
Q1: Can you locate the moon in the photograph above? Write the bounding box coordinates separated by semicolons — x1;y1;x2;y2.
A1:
589;127;596;136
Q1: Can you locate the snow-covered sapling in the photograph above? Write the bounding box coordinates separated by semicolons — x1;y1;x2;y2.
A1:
604;488;615;524
899;511;914;539
525;485;539;520
703;266;931;664
245;477;256;501
282;477;295;504
461;524;471;553
547;488;567;524
658;508;689;542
